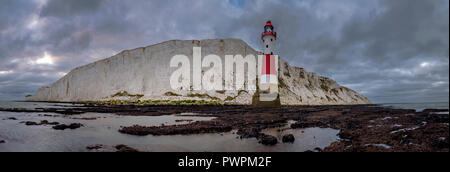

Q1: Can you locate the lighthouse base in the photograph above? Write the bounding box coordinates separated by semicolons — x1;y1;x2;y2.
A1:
252;87;281;107
252;93;281;107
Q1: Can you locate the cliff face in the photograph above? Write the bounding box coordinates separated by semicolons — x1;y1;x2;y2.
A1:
27;39;371;105
278;60;371;105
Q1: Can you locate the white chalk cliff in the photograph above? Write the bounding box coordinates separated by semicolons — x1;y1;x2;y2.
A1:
27;39;372;105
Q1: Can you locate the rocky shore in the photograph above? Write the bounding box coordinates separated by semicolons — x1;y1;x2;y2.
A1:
86;144;140;152
1;104;448;152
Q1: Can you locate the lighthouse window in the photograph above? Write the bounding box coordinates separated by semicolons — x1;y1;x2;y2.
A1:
271;39;273;42
266;45;269;48
271;52;273;55
265;26;273;33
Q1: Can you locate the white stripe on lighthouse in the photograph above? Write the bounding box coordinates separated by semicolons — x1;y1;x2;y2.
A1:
260;74;278;84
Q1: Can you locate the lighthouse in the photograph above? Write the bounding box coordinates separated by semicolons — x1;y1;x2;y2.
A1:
257;20;280;104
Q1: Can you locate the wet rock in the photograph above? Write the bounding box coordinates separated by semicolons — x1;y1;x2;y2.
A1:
119;125;153;136
115;145;139;152
432;137;449;149
290;122;308;129
0;140;5;144
6;117;17;120
237;128;262;139
40;120;59;125
410;112;447;124
314;147;323;152
175;119;194;123
119;121;232;136
338;130;355;140
24;121;39;126
52;123;83;130
57;109;85;115
291;121;324;129
23;120;59;126
86;144;103;150
259;135;278;146
282;134;295;143
422;109;449;113
72;117;98;120
345;120;361;129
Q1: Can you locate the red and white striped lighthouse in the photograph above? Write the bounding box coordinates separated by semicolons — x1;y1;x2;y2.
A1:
259;20;279;102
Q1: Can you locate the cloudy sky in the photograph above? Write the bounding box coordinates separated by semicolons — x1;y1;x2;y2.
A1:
0;0;448;103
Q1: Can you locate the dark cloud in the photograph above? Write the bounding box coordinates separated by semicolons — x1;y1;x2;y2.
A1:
0;0;35;30
341;0;448;64
40;0;105;18
0;0;448;103
0;0;36;61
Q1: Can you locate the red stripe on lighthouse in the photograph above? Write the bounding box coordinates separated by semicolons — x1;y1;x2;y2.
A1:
266;54;270;74
270;55;276;74
262;54;276;75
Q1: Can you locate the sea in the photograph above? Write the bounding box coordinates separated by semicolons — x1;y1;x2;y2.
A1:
380;102;449;112
0;101;448;152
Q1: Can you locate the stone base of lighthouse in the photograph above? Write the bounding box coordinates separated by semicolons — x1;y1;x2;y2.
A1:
252;92;281;107
252;79;281;107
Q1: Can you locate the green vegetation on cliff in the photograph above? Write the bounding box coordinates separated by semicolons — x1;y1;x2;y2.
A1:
85;99;227;106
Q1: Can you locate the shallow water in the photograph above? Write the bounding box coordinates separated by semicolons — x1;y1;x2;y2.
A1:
260;121;340;151
0;102;340;152
0;101;85;109
381;102;449;112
